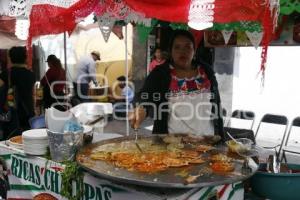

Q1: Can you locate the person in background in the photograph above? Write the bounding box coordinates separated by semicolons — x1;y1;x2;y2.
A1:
9;46;35;132
0;61;17;140
131;30;224;139
40;55;66;110
148;47;167;73
0;64;8;108
0;158;9;199
0;63;8;140
74;51;100;103
109;76;134;118
109;76;134;103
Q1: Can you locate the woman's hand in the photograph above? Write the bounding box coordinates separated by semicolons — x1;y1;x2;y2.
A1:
129;106;146;129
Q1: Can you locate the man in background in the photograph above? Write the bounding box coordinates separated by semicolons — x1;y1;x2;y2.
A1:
73;51;100;103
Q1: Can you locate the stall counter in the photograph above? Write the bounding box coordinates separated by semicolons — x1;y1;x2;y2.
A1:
0;133;244;200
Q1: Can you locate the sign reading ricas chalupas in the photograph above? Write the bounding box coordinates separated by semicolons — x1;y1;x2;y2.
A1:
1;151;64;200
0;145;154;200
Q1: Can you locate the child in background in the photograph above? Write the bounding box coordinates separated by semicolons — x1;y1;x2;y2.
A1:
148;47;167;73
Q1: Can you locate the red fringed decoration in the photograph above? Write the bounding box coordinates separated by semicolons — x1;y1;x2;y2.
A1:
213;0;265;23
123;0;267;24
27;0;102;67
123;0;190;23
25;0;278;75
27;5;71;68
260;0;279;81
260;4;272;78
29;0;102;38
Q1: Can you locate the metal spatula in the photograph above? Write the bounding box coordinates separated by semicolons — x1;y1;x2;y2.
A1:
133;128;143;153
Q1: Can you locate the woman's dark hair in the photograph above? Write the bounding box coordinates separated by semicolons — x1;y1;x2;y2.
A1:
168;30;196;53
46;54;57;63
47;54;62;68
8;46;27;64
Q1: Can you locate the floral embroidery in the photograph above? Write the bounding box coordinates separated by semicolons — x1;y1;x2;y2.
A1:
169;66;211;96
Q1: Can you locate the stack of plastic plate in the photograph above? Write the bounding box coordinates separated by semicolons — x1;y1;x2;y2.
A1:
22;129;49;155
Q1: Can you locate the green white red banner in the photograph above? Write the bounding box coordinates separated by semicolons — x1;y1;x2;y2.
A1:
0;143;244;200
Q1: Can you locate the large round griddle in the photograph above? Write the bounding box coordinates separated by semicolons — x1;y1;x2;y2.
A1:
76;134;258;188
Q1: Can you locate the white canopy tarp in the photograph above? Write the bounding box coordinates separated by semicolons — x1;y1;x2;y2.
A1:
0;32;25;49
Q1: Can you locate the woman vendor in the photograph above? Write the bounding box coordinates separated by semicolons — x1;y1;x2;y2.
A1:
130;30;224;139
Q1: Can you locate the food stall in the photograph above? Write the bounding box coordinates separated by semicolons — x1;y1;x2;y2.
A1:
0;132;256;200
0;103;258;200
2;0;300;200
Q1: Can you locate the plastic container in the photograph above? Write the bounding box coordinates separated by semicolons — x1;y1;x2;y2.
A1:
226;138;253;153
46;129;83;162
250;163;300;200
